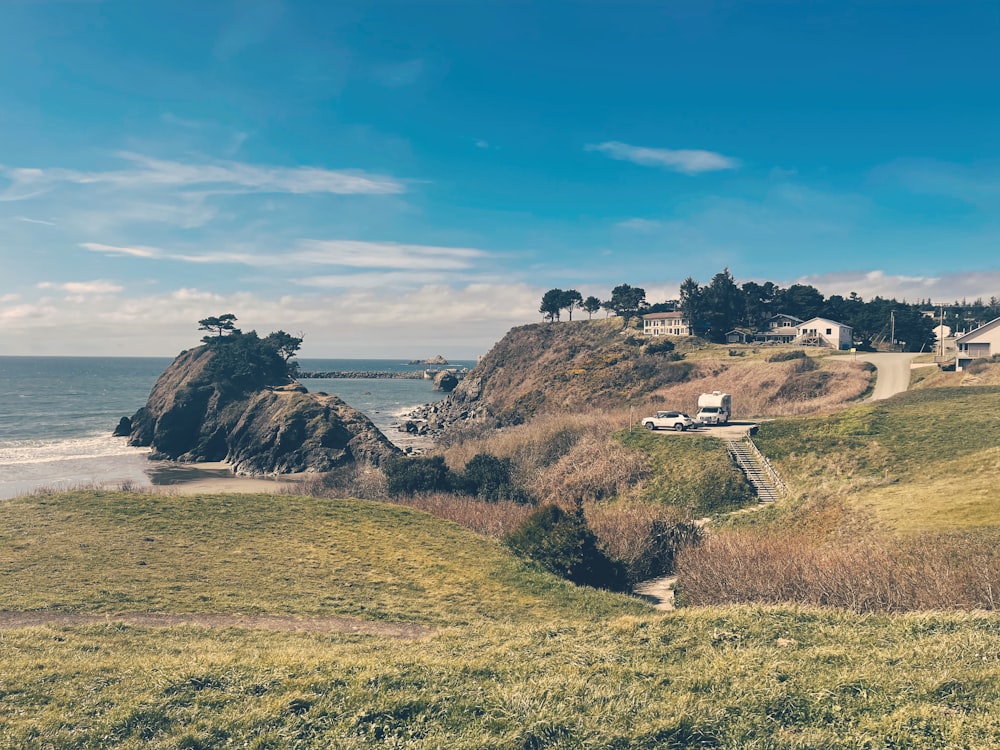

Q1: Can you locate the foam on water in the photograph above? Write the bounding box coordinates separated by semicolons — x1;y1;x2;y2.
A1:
0;434;149;466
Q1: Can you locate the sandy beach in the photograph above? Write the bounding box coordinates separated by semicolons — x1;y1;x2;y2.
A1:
145;460;312;495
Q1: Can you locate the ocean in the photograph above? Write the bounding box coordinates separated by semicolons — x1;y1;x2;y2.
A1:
0;356;474;499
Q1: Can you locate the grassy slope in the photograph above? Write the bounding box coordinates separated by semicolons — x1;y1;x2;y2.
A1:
0;491;999;748
754;386;1000;533
0;491;635;626
450;320;871;424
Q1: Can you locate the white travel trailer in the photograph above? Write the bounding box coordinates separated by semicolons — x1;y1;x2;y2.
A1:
696;391;731;425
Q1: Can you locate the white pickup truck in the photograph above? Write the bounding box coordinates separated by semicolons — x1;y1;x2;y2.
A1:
641;411;699;432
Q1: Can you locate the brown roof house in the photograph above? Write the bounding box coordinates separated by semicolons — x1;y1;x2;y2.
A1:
955;316;1000;371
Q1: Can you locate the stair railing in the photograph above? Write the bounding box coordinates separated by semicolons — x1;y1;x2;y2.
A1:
743;436;788;496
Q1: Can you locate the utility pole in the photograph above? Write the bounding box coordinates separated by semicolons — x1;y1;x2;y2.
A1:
938;304;945;360
890;310;895;351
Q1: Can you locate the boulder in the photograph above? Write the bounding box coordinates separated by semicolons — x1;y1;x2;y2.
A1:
112;416;132;437
433;370;459;392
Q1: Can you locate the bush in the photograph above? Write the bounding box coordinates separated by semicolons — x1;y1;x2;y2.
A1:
643;338;676;356
767;349;807;363
385;456;456;496
504;503;627;591
460;453;532;504
204;331;291;391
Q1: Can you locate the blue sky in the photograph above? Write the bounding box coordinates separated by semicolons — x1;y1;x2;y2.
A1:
1;0;998;357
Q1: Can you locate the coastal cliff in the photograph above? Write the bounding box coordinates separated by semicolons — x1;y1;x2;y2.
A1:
423;318;873;434
125;345;398;475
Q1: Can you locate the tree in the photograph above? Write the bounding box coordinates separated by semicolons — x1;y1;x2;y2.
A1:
560;289;584;321
608;283;647;325
583;296;602;319
777;284;825;321
539;289;564;322
703;268;743;341
262;330;303;363
678;277;706;336
198;313;239;340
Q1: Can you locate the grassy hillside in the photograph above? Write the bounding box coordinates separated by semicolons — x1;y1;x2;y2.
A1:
442;319;871;428
0;491;635;626
754;386;1000;533
2;490;1000;748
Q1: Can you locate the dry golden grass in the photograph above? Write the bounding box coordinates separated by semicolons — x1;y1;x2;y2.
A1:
637;355;872;419
370;492;534;538
676;527;1000;612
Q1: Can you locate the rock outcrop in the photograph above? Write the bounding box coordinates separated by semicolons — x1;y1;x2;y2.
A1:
409;355;449;365
125;346;399;475
432;370;459;392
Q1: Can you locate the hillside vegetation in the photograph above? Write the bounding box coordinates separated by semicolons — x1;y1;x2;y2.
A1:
439;319;871;429
754;385;1000;532
2;490;1000;748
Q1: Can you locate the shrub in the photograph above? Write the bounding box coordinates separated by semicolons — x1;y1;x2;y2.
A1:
505;504;627;590
384;456;456;496
767;349;807;363
643;338;676;356
586;502;701;584
460;453;532;504
203;331;291;391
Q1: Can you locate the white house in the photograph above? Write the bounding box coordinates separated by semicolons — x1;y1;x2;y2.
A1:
796;317;853;350
954;316;1000;371
643;312;692;337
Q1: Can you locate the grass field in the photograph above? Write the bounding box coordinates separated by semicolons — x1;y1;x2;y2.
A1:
2;489;1000;748
753;385;1000;533
3;380;999;747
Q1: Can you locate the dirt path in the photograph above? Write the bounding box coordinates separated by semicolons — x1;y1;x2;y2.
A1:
0;610;433;639
633;576;677;611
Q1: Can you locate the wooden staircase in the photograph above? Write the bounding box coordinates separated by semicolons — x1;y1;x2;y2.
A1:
725;437;787;504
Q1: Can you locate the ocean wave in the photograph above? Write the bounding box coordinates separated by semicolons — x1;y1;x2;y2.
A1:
0;434;150;466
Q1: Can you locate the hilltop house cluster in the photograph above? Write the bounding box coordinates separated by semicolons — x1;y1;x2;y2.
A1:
643;312;854;350
644;310;1000;370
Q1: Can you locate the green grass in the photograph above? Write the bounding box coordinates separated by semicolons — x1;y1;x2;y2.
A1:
0;491;638;626
619;430;756;516
2;607;999;748
2;490;1000;747
752;386;1000;532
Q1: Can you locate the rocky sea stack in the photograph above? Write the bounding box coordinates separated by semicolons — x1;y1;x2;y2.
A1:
122;336;398;475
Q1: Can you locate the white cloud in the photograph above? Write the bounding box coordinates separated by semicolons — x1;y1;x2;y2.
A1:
37;280;123;295
293;240;487;270
586;141;739;174
0;283;541;357
81;242;162;259
79;239;491;274
794;269;1000;304
14;216;56;226
0;152;405;200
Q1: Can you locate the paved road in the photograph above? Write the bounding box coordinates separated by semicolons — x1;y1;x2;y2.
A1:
855;352;920;400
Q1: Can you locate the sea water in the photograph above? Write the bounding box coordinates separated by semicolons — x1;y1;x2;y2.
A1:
0;356;473;499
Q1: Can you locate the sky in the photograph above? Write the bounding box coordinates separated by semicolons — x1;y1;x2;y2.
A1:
1;0;999;358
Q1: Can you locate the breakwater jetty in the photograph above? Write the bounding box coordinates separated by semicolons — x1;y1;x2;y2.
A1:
299;368;468;380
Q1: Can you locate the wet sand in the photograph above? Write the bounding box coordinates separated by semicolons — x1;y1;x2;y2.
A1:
146;461;311;495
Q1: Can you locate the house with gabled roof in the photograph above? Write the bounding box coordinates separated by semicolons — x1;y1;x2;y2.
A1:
795;317;853;349
955;316;1000;371
756;313;804;344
